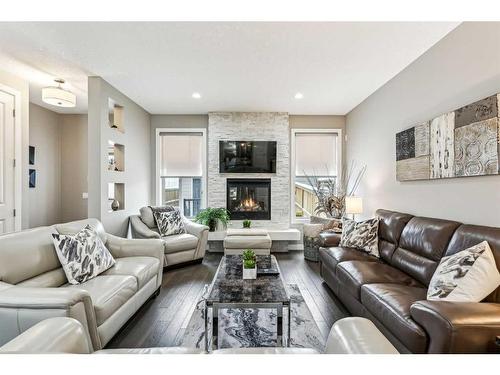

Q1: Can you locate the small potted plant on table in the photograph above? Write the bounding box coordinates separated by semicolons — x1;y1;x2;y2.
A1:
242;249;257;280
242;219;252;228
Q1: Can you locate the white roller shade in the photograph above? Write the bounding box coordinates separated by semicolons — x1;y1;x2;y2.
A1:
160;133;203;177
295;132;337;176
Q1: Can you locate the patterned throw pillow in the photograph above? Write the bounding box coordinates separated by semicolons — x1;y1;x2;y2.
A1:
154;209;186;236
52;225;115;285
427;241;500;302
340;217;379;257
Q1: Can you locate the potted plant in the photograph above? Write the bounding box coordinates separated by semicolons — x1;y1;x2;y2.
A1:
242;219;252;228
242;249;257;280
194;207;230;232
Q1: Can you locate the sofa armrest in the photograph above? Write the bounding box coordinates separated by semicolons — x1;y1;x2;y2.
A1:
130;215;161;239
319;232;342;247
0;317;92;354
184;219;209;239
410;301;500;353
184;219;209;260
0;287;100;350
106;234;164;288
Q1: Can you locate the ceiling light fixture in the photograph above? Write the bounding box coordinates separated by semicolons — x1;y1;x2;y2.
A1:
42;79;76;108
192;92;202;99
294;92;304;99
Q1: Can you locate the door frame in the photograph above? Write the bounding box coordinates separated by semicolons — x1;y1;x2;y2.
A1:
0;83;22;231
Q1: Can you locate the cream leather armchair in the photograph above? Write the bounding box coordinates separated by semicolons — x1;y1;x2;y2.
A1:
0;219;164;351
0;317;398;354
130;206;209;267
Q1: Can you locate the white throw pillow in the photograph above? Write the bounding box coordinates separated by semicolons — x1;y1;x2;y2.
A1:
340;217;379;258
154;209;186;236
427;241;500;302
52;224;115;285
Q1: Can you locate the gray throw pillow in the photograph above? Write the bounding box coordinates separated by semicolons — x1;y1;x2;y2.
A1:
154;209;186;236
340;217;379;258
52;225;115;285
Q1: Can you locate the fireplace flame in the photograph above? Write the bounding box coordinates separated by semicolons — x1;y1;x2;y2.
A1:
236;197;261;211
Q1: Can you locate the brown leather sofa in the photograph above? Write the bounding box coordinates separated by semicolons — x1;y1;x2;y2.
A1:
319;209;500;354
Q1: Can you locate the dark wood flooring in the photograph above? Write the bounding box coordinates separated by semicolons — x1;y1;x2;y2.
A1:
106;251;348;348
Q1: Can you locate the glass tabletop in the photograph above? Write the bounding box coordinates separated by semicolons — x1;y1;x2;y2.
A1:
206;255;290;305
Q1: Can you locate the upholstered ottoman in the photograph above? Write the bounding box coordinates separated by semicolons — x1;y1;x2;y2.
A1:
223;228;272;255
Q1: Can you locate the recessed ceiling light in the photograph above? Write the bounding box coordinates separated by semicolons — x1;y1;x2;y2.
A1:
192;92;201;99
294;92;304;100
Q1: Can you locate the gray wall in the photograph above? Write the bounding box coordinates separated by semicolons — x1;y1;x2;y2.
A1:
28;103;61;227
28;104;88;227
346;22;500;226
88;77;152;236
60;114;88;222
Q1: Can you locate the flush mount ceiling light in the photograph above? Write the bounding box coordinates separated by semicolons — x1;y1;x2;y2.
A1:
294;92;304;99
192;92;202;99
42;79;76;108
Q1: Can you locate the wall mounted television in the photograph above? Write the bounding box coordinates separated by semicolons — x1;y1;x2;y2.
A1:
219;141;277;173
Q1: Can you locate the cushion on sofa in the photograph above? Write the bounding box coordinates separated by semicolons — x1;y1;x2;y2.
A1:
340;218;379;257
66;275;137;325
163;233;199;254
103;257;159;289
319;247;380;270
360;283;428;353
337;261;422;300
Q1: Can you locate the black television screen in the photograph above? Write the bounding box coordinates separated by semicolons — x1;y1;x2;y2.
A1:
219;141;277;173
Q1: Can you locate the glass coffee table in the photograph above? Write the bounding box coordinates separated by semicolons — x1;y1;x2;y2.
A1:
204;255;291;351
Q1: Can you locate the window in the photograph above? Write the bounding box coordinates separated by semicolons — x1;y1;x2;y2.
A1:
291;129;342;221
156;129;206;218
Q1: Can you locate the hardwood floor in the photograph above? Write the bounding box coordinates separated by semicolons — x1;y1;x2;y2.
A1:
106;251;348;349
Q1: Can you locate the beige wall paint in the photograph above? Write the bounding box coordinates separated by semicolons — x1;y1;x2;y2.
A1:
88;77;152;237
346;22;500;226
0;70;30;229
28;104;61;227
60;114;88;222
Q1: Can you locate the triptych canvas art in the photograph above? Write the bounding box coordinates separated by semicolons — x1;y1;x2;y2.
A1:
396;93;500;181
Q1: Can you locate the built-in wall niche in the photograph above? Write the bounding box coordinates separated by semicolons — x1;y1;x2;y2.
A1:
107;141;125;172
108;99;124;133
108;182;125;212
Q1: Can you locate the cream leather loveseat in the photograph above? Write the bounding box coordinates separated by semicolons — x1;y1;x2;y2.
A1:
0;218;164;350
0;317;399;354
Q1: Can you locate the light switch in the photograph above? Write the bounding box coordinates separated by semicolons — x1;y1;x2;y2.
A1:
82;192;88;199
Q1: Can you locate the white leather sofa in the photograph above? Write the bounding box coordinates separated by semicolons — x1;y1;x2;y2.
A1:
0;218;164;351
0;317;399;354
130;206;209;267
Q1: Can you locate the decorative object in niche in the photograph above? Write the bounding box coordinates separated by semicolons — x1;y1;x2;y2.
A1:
396;93;500;181
29;146;35;165
29;169;36;188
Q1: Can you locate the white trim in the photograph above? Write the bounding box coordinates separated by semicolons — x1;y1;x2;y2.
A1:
155;128;207;213
0;83;22;232
290;128;343;224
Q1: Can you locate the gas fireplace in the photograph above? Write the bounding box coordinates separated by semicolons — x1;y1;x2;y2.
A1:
226;178;271;220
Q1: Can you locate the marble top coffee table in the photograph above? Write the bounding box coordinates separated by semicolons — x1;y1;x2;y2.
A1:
204;255;291;351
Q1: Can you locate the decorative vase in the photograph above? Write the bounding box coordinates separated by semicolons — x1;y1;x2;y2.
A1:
111;199;120;211
208;219;217;232
243;266;257;280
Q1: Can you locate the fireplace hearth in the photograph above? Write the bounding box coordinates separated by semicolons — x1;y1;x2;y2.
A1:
226;179;271;220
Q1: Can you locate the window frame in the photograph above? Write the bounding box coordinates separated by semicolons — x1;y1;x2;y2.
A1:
290;128;343;223
155;128;207;216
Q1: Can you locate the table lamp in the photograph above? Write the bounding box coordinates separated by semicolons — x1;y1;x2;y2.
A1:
345;196;363;220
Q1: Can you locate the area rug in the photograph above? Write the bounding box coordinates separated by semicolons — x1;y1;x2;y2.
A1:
180;284;325;352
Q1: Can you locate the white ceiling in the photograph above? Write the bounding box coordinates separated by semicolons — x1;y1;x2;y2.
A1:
0;22;459;115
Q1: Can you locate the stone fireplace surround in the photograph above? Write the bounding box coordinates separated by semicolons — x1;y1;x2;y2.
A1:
208;112;290;229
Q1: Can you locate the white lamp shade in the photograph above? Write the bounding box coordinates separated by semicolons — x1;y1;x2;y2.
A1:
345;196;363;215
295;132;337;176
42;86;76;108
160;133;203;177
